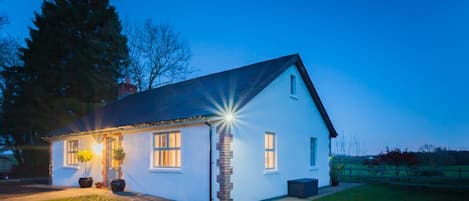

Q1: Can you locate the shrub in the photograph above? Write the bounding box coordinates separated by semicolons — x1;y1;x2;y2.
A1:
77;150;93;177
418;170;445;176
77;150;93;163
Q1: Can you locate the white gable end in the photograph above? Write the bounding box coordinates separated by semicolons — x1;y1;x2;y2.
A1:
230;64;331;200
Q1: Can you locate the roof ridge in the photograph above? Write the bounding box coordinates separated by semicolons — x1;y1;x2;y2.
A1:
128;53;299;97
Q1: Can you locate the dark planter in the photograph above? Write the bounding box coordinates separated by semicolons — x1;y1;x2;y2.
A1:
110;179;126;192
78;177;93;188
331;178;339;186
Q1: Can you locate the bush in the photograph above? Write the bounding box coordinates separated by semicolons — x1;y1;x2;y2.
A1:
77;150;93;163
418;170;445;176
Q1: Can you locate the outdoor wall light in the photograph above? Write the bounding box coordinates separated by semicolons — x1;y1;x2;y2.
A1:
224;112;235;123
92;143;104;155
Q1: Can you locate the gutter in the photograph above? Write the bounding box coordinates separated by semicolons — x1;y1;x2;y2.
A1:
204;121;213;201
42;116;207;141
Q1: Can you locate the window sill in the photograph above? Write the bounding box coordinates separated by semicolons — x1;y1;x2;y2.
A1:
63;165;79;170
309;166;319;171
289;95;298;100
148;167;182;173
264;169;279;175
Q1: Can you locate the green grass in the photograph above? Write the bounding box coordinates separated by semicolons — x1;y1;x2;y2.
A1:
46;194;124;201
316;184;469;201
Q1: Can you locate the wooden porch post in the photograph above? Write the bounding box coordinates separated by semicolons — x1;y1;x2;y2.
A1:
102;136;109;187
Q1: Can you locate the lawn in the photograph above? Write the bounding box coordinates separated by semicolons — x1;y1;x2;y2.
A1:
47;194;124;201
316;184;469;201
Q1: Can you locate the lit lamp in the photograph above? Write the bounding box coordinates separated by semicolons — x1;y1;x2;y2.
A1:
224;112;234;124
92;143;104;155
92;134;105;156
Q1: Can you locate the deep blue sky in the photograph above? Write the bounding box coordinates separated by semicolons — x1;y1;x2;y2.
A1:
1;0;468;154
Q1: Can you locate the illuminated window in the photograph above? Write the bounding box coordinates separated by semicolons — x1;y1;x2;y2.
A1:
65;140;78;166
310;137;317;166
290;75;297;95
265;132;276;169
153;131;181;168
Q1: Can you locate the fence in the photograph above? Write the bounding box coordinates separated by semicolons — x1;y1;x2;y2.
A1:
339;167;469;178
337;166;469;188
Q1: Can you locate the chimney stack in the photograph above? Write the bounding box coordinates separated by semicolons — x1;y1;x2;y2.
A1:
118;78;137;99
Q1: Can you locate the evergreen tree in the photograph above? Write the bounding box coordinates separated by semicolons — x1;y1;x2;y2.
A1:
19;0;129;133
1;0;129;176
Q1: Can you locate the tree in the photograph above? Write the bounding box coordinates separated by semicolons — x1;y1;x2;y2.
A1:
0;38;21;90
17;0;129;132
419;144;435;153
112;147;125;179
77;150;93;177
0;14;22;164
375;148;418;176
1;0;129;176
125;20;192;91
0;16;8;28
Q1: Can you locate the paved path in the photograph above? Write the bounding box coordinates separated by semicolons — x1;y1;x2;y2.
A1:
274;182;363;201
4;184;171;201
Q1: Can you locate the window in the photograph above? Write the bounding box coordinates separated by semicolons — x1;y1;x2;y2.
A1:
310;137;317;166
265;132;276;169
65;140;78;166
290;75;297;95
153;131;181;168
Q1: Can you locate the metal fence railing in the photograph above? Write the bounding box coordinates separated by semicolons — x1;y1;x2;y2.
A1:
338;167;469;178
337;167;469;188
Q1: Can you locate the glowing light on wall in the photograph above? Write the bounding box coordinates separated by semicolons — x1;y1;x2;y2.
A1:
224;112;235;123
92;143;103;155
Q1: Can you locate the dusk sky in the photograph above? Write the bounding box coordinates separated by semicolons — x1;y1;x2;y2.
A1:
1;0;468;154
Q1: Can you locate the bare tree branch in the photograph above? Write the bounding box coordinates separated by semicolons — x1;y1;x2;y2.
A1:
124;19;192;91
0;16;8;29
0;37;21;94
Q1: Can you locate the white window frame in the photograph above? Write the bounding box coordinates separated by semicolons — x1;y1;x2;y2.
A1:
64;140;79;167
310;137;318;167
264;132;277;171
151;131;182;171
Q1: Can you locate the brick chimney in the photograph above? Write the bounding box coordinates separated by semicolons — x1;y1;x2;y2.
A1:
118;78;137;99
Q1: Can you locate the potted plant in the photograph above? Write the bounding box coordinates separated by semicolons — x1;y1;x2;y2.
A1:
77;150;94;188
331;163;343;186
110;147;126;192
95;182;104;189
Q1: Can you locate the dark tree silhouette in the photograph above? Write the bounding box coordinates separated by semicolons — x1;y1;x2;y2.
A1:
125;19;192;91
1;0;129;176
375;148;418;176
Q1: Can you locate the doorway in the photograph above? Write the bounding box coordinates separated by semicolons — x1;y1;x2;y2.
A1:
103;134;121;186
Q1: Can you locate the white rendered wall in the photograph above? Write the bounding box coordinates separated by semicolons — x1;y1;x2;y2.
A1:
51;124;210;201
121;124;210;201
229;65;331;200
51;135;103;187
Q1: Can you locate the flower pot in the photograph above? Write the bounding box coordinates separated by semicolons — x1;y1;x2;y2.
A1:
78;177;93;188
110;179;126;192
331;178;339;186
95;182;104;189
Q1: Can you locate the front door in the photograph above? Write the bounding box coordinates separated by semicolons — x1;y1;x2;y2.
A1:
104;135;120;186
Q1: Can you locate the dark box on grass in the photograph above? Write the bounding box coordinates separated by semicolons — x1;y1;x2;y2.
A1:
287;178;318;198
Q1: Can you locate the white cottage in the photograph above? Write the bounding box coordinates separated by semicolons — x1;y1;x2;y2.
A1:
45;54;338;201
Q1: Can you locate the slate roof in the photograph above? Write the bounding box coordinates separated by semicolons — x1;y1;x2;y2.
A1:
51;54;337;137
